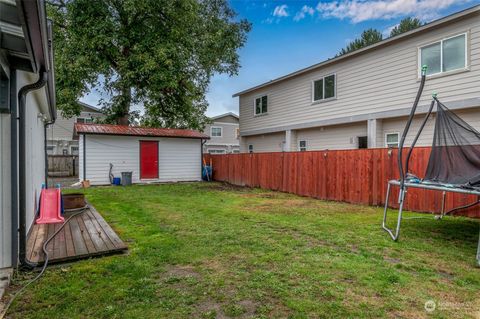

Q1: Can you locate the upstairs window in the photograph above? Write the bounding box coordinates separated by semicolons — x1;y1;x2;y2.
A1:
386;133;399;148
420;33;466;76
299;140;307;152
254;95;268;115
313;74;336;102
211;127;222;137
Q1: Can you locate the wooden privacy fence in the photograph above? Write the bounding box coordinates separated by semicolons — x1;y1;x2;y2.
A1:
48;155;79;177
205;147;480;218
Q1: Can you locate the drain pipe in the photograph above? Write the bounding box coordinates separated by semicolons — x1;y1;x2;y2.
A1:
18;71;48;268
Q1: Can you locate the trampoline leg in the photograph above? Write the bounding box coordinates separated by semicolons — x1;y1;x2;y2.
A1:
477;227;480;267
382;183;403;241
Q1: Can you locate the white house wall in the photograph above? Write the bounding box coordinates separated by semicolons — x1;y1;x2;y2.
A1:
80;135;202;185
18;71;48;235
0;114;12;268
296;122;368;151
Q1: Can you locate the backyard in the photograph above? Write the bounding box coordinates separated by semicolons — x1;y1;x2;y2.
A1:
8;182;480;318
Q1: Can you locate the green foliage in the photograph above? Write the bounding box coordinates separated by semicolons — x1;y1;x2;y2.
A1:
390;17;424;37
338;28;383;56
47;0;251;128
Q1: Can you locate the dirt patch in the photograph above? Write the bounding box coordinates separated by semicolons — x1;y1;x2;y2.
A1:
195;298;259;319
202;183;250;193
161;265;201;280
384;256;401;264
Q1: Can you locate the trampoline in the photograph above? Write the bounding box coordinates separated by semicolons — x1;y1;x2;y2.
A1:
382;66;480;266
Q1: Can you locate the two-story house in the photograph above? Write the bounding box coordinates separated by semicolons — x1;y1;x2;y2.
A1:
203;112;240;154
46;101;104;155
235;6;480;153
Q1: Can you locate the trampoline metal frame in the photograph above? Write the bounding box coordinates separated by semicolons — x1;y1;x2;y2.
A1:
382;180;480;266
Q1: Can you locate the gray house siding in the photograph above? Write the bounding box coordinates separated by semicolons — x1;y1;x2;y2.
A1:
237;9;480;153
203;113;240;153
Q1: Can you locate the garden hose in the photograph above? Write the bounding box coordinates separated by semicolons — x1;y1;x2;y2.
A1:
0;206;89;319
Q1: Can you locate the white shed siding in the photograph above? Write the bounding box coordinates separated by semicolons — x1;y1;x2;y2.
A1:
158;138;201;182
239;15;480;135
0;114;12;268
80;135;201;185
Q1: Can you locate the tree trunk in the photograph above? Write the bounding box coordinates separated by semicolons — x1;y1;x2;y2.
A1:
117;85;131;125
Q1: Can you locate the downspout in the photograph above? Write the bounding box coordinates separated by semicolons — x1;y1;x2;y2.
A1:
18;71;48;268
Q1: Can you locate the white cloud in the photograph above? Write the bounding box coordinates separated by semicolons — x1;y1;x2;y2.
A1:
294;5;316;21
382;24;398;37
273;4;289;17
316;0;471;23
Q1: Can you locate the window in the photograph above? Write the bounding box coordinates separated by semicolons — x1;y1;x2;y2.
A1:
248;144;253;153
211;127;222;137
358;136;368;149
236;128;240;139
70;146;79;155
46;145;55;155
232;149;240;154
254;95;268;115
420;33;466;76
313;74;336;102
299;140;307;152
385;133;399;148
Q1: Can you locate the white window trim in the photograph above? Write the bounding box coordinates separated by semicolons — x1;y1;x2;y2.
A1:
210;126;222;137
417;31;469;78
385;132;400;148
253;94;268;116
298;140;307;151
311;73;336;104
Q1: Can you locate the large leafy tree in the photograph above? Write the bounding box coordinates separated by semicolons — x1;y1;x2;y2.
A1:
390;17;424;37
47;0;250;128
338;28;383;56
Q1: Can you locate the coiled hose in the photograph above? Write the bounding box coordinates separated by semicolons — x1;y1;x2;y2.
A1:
0;206;89;319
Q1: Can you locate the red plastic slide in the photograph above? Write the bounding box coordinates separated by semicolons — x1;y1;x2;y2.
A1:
36;188;64;224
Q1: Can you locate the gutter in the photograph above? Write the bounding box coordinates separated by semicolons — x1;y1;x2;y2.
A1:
18;71;47;268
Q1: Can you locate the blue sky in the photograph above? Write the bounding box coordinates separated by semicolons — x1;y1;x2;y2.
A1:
81;0;478;117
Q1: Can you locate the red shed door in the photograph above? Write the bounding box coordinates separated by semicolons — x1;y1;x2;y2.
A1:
140;141;159;179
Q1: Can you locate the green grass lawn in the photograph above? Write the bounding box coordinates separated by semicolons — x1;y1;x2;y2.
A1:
8;183;480;318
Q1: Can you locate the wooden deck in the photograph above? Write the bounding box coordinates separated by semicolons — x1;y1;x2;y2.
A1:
27;205;127;264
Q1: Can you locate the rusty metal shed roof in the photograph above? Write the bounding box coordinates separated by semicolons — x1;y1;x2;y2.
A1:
74;123;209;139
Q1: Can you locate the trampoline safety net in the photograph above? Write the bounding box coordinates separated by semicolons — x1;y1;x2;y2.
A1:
424;100;480;188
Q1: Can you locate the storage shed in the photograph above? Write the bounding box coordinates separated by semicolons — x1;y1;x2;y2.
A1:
75;123;210;185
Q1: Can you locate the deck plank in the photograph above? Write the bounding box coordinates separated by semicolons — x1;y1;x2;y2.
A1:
76;213;99;254
89;207;127;249
82;211;108;252
68;217;89;256
85;210;116;250
26;206;127;265
63;222;76;257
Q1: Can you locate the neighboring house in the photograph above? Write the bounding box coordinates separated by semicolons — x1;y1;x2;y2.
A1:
234;6;480;153
75;123;209;185
0;0;56;268
203;112;240;154
46;102;104;155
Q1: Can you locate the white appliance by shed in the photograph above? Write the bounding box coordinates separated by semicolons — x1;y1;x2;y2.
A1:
75;124;210;185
